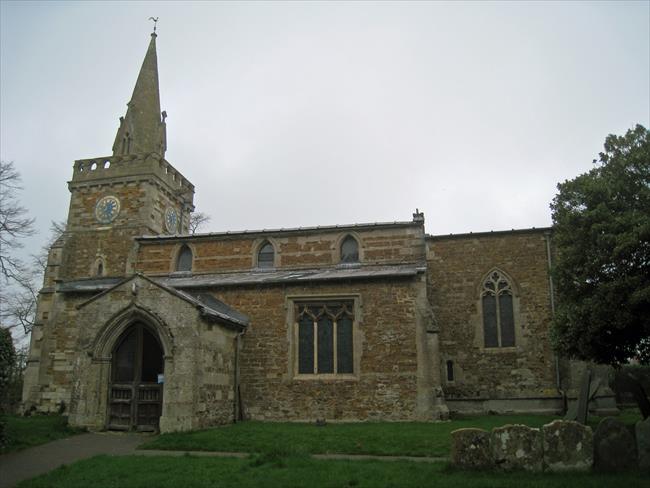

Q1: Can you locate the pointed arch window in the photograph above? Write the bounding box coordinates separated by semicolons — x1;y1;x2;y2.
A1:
93;257;106;277
295;301;355;375
176;245;193;272
340;235;359;263
481;270;515;348
257;241;275;269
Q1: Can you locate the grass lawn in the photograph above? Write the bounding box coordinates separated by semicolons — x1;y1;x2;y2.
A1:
140;409;644;458
16;454;650;488
0;415;82;454
141;414;561;457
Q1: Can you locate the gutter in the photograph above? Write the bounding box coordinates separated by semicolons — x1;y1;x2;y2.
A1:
233;328;246;423
544;230;566;413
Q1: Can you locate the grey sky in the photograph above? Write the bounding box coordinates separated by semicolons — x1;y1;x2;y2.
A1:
1;1;648;260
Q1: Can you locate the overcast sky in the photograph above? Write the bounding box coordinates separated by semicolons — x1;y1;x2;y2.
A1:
1;1;648;259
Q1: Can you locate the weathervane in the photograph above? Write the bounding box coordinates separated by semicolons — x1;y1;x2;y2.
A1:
149;17;159;33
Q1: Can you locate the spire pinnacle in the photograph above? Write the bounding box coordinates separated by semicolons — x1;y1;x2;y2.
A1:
112;32;167;157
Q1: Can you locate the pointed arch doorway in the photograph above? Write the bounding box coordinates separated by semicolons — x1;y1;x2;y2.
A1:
108;322;164;431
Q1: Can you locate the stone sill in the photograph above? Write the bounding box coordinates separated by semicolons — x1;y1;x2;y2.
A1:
479;346;519;353
292;374;359;382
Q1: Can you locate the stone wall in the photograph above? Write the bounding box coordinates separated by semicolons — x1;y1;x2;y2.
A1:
211;275;432;421
427;229;560;413
67;276;238;432
135;223;426;275
22;289;87;413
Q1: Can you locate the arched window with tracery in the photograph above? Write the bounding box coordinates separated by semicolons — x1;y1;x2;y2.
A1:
296;301;355;375
340;235;359;264
257;241;275;268
175;244;193;272
481;270;515;348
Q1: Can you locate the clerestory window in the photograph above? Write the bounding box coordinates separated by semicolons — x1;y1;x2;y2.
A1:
340;235;359;264
295;300;355;376
481;270;515;348
176;245;193;272
257;241;275;268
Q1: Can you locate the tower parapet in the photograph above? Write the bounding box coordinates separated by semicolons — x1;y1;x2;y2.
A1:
71;154;194;195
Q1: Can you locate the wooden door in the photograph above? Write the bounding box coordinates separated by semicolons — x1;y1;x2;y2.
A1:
108;323;164;431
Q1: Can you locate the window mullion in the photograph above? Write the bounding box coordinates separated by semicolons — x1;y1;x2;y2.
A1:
496;291;502;347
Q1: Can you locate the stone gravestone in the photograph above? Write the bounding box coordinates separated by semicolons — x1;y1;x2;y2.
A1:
491;424;543;472
576;369;592;424
450;428;492;470
636;417;650;472
593;417;637;471
542;420;593;472
565;369;601;424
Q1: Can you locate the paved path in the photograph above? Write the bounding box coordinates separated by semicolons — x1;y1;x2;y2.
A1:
0;433;447;487
0;432;146;488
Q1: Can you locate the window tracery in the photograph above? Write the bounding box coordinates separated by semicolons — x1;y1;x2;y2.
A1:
295;301;355;375
481;270;515;348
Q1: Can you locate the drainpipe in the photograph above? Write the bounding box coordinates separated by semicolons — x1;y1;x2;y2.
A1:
233;328;246;423
544;230;565;413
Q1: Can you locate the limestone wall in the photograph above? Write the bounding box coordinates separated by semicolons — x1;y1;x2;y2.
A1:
57;276;238;432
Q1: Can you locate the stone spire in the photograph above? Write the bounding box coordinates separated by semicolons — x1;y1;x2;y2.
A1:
112;33;167;157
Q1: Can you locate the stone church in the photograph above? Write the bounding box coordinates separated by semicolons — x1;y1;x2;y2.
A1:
22;33;613;432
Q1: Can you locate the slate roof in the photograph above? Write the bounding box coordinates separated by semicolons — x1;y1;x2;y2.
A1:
177;291;250;327
58;277;123;293
65;274;249;329
161;264;425;288
59;264;423;294
57;264;420;327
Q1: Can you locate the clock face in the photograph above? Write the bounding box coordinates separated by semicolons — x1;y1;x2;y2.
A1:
95;196;120;224
165;207;178;234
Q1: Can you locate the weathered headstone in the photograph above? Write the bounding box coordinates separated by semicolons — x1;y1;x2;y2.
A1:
450;428;492;469
491;424;543;472
636;417;650;472
593;417;637;471
542;420;593;472
576;369;591;424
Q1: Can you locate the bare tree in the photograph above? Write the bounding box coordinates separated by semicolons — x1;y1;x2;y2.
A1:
0;221;66;335
189;212;211;235
0;161;35;288
32;220;66;274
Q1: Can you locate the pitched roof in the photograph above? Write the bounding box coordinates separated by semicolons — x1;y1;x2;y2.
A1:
71;274;248;329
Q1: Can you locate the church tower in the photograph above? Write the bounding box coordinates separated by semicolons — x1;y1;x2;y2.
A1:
22;32;194;412
57;32;194;281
